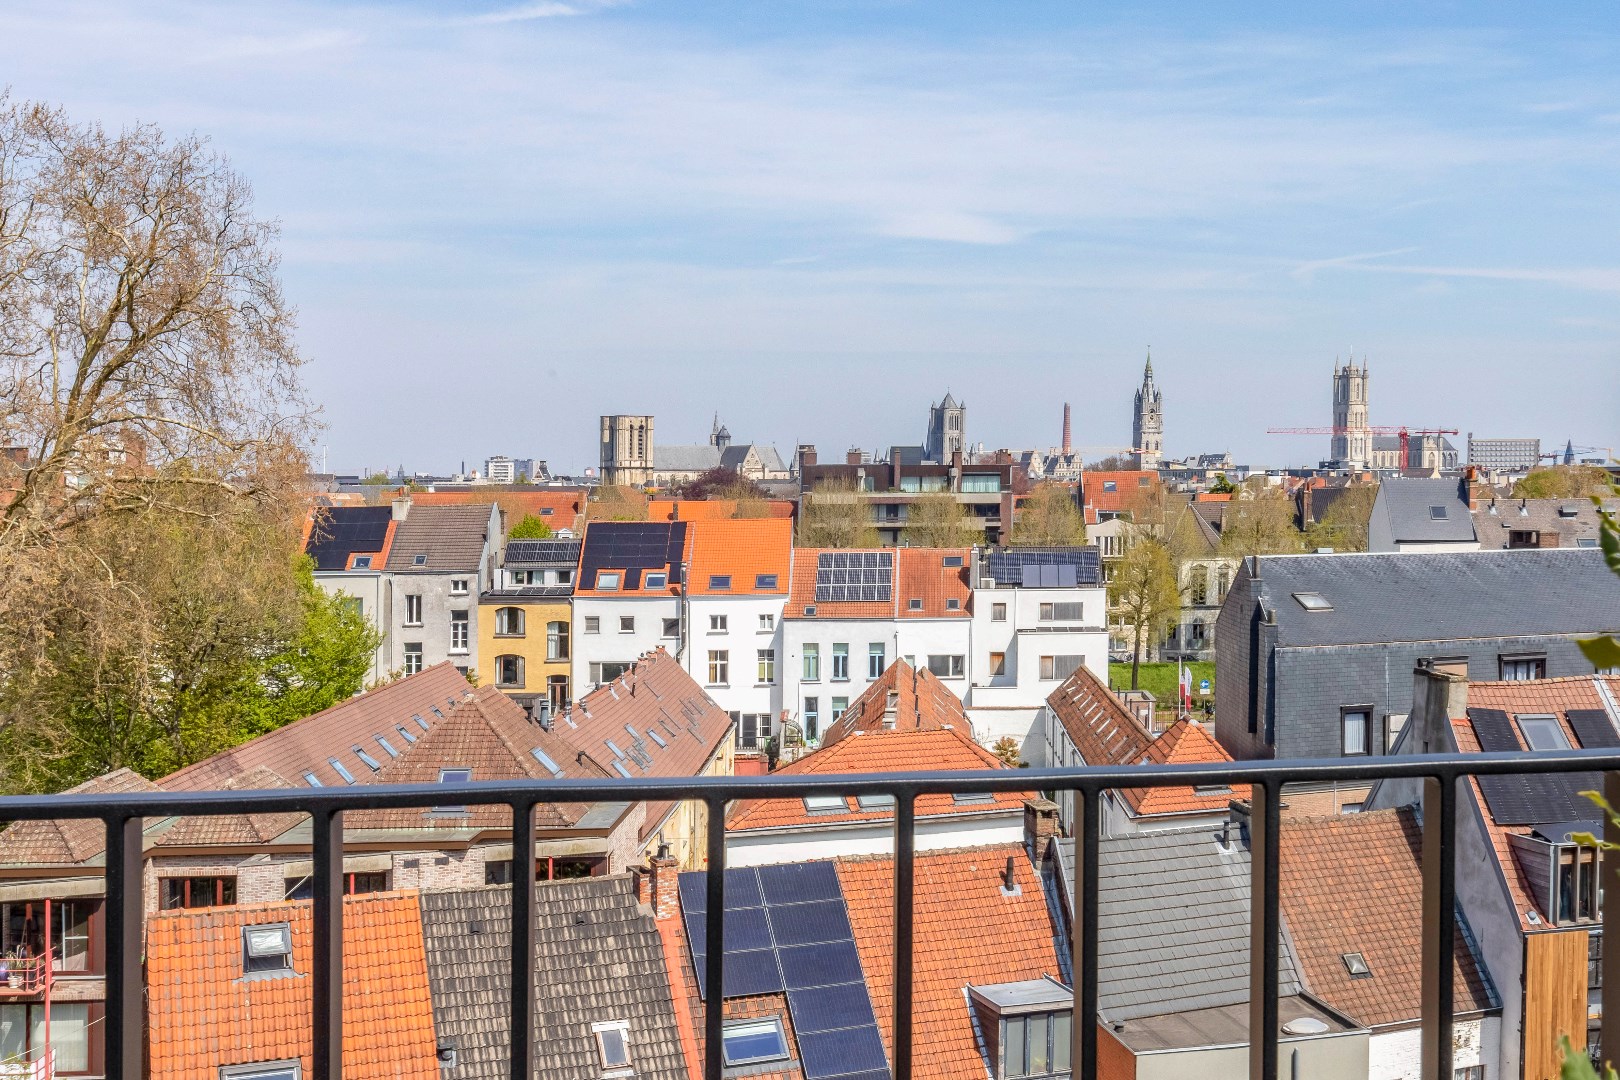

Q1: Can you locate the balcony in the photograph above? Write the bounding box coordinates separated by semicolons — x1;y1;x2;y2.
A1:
4;748;1620;1079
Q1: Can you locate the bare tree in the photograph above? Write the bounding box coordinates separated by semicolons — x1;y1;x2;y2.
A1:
903;491;979;548
797;479;879;548
1010;483;1084;546
1109;532;1181;691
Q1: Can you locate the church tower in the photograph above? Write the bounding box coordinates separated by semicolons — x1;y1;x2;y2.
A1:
926;393;966;462
1330;360;1371;471
1132;353;1163;469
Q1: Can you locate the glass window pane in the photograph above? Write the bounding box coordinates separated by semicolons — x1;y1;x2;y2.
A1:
35;1003;88;1072
0;1005;25;1063
1028;1012;1051;1074
1003;1016;1027;1077
1053;1011;1072;1073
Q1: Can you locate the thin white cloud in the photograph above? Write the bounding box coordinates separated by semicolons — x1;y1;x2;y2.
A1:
1345;263;1620;294
1291;247;1421;281
458;0;620;24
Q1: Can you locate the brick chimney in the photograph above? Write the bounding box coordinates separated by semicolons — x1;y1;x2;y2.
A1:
1022;798;1060;859
846;447;864;466
649;844;680;921
797;444;818;471
391;495;411;521
1062;404;1072;456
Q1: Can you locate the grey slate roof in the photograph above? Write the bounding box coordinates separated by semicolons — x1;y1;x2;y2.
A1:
1372;477;1475;544
419;878;687;1080
1057;828;1302;1022
1247;548;1620;648
653;444;722;473
385;504;496;572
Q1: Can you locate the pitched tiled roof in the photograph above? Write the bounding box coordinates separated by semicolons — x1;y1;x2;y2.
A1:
0;769;161;867
1120;720;1252;817
574;521;691;597
1046;664;1153;767
840;845;1064;1080
145;892;438;1080
410;489;587;535
684;518;792;596
385;504;497;572
784;547;971;621
555;649;735;843
347;686;600;832
820;658;969;747
726;728;1028;831
1279;808;1496;1028
420;878;688;1080
647;499;795;521
1374;477;1476;544
1472;498;1613;550
152;766;305;848
1082;471;1159;515
163;663;474;791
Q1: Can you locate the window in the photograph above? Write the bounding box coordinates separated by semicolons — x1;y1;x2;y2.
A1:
709;614;728;632
619;615;635;634
943;555;965;567
0;1002;90;1072
1001;1010;1072;1078
496;654;524;688
0;901;93;974
546;621;569;660
831;696;849;723
857;793;895;811
908;598;924;611
868;643;886;679
1385;712;1409;751
591;661;632;684
496;607;525;636
1579;537;1599;548
1039;602;1083;622
662;617;680;638
1518;715;1571;751
597;573;621;591
351;556;372;570
160;876;237;910
352;745;383;772
1428;505;1449;520
708;650;729;686
1454;1069;1484;1080
403;642;423;675
412;554;428;566
1556;844;1601;925
1342;952;1372;978
992;603;1007;622
990;652;1006;676
1500;655;1547;681
1191;569;1209;606
953;791;995;805
450;610;469;652
759;613;775;632
220;1062;301;1080
1509;530;1541;549
1341;708;1371;756
803;644;820;681
757;649;776;684
946;598;961;611
404;594;423;625
644;572;667;590
755;573;779;589
1292;591;1333;612
584;616;601;634
435;767;473;813
803;794;848;814
928;654;965;678
451;578;469;596
1039;655;1082;682
720;1019;789;1067
708;575;732;591
375;734;399;758
832;643;850;680
593;1021;632;1071
803;697;819;738
243;923;294;975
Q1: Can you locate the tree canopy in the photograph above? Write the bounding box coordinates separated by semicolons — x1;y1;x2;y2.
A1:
903;491;979;548
797;479;880;548
508;513;553;539
1010;483;1085;546
1513;466;1612;500
1109;533;1181;691
1219;487;1306;557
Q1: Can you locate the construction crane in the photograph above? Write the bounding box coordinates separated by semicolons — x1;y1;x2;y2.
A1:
1539;442;1615;465
1267;426;1460;466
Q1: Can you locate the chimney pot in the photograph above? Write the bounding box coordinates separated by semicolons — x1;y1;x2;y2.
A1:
650;846;680;921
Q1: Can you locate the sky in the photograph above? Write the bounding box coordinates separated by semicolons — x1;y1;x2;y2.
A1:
4;0;1618;475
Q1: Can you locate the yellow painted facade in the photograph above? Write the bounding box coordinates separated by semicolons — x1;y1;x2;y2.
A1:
476;596;573;711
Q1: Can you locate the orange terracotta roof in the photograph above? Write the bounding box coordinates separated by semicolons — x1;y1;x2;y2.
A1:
648;499;795;521
1082;471;1159;515
726;727;1028;831
685;518;792;596
785;547;971;621
1280;808;1496;1028
0;769;161;867
839;845;1064;1080
1194;492;1232;503
410;488;586;534
1465;675;1609;722
1120;719;1252;817
573;521;692;597
147;893;438;1080
1045;664;1153;767
820;659;969;747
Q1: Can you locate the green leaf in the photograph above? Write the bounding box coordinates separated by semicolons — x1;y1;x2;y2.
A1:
1579;635;1620;670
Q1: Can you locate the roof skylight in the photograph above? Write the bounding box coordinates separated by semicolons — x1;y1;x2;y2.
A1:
1428;505;1448;520
1292;592;1333;612
529;746;563;777
1342;952;1372;978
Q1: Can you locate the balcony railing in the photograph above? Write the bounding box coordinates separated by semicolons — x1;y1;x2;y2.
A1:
4;748;1620;1080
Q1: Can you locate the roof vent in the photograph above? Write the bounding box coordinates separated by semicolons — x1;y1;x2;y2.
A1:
1282;1017;1329;1036
999;855;1021;896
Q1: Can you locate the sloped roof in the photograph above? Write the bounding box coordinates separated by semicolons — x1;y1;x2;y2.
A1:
0;769;161;867
1120;720;1252;817
1046;664;1153;767
1083;471;1158;515
503;539;581;567
152;766;305;849
646;499;795;522
1279;808;1496;1028
820;658;969;747
304;505;396;572
652;444;722;473
163;663;474;791
574;521;690;597
1244;549;1620;648
385;504;497;572
1471;498;1611;550
725;727;1028;832
419;878;688;1080
840;845;1063;1080
411;489;586;535
145;892;438;1080
1373;477;1475;545
684;518;792;596
784;547;971;621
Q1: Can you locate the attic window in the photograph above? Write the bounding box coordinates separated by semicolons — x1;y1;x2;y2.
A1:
530;747;564;778
1103;481;1117;492
243;923;293;975
352;745;383;772
431;706;445;719
606;739;627;760
435;767;473;813
351;556;372;570
1342;952;1372;979
591;1021;632;1071
395;723;418;745
598;573;621;591
803;605;817;616
755;573;779;589
946;598;961;610
856;793;894;812
302;772;321;788
952;792;995;805
1193;784;1231;796
221;1063;301;1080
1292;592;1333;612
803;794;849;815
943;555;964;567
413;713;430;732
709;574;732;591
1517;715;1571;752
612;761;633;779
720;1018;789;1067
645;572;667;590
327;757;356;785
1428;505;1448;520
413;554;428;566
374;735;399;758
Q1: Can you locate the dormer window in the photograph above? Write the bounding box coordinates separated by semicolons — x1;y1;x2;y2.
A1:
969;978;1073;1079
243;923;293;975
591;1021;632;1071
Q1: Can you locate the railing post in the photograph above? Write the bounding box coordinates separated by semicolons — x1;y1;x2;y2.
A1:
510;799;538;1080
312;808;344;1080
704;795;727;1080
1421;775;1457;1080
892;790;916;1080
1603;771;1620;1072
1073;789;1100;1080
102;815;142;1080
1248;781;1280;1080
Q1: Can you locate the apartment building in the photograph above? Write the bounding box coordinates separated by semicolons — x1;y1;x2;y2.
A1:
478;538;579;715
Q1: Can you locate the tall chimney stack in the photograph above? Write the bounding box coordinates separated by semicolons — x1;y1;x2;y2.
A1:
1061;403;1072;456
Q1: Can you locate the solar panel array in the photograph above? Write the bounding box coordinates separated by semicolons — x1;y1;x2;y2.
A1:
305;506;393;571
579;522;687;590
1471;707;1606;826
678;862;891;1080
985;547;1101;588
815;551;894;604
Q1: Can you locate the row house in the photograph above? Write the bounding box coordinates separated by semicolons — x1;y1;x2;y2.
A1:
306;499;501;682
477;538;579;715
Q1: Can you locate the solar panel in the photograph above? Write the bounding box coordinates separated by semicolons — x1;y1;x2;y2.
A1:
758;861;843;906
1478;772;1603;825
1568;709;1620;749
787;986;876;1034
986;546;1101;587
777;940;864;990
1469;708;1520;751
767;901;853;947
797;1026;890;1077
814;551;894;603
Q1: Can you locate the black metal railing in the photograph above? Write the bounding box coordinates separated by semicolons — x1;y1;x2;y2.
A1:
5;748;1620;1080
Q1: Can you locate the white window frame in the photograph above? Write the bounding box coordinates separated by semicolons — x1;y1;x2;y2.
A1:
708;650;729;687
709;614;728;633
221;1063;302;1080
450;578;469;596
590;1020;632;1071
584;616;601;635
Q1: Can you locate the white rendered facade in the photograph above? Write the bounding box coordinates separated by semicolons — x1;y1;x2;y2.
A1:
726;810;1023;867
570;595;680;690
681;592;788;745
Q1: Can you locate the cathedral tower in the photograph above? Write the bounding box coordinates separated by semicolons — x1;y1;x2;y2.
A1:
926;393;966;462
1132;353;1163;469
1330;360;1371;471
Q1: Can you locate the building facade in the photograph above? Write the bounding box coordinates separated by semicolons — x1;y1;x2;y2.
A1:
1131;354;1163;468
599;414;654;487
1330;360;1372;471
925;392;966;463
477;538;578;715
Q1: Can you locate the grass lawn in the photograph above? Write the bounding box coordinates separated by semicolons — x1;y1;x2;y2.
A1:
1109;661;1214;707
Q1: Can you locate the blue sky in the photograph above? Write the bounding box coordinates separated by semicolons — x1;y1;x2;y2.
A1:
5;0;1617;474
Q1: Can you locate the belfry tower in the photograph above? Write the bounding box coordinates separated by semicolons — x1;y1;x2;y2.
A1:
1132;353;1163;469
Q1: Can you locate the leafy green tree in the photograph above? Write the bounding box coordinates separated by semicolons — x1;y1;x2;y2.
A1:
797;480;880;548
1306;484;1378;553
903;491;979;548
1109;534;1181;691
1209;473;1237;494
589;485;649;522
1514;466;1611;500
1010;483;1085;546
508;513;553;540
1220;488;1306;557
